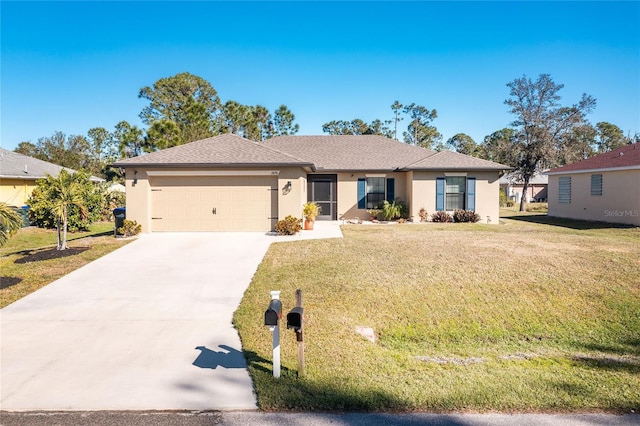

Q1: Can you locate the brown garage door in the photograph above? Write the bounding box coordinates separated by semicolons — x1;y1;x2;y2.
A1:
150;175;277;232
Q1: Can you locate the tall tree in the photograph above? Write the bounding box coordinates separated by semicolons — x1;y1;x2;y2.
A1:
271;105;299;136
138;72;221;144
446;133;480;156
480;128;519;166
112;121;145;158
595;121;627;153
504;74;596;211
391;101;403;140
145;120;182;150
321;119;391;137
14;141;38;157
402;103;441;149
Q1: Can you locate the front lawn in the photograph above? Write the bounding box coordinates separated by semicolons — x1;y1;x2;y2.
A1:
234;218;640;412
0;222;132;308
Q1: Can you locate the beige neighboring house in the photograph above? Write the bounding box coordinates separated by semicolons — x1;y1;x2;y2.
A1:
499;171;548;204
113;134;510;232
0;147;103;207
546;143;640;226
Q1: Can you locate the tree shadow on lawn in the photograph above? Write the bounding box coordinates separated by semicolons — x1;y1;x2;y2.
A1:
0;277;23;289
505;214;637;230
14;247;90;264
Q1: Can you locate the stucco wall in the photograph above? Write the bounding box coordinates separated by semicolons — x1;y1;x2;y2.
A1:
335;172;408;220
410;171;501;224
548;169;640;226
124;167;308;233
0;178;37;206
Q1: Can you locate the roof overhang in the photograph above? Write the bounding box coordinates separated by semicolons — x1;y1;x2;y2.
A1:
546;165;640;175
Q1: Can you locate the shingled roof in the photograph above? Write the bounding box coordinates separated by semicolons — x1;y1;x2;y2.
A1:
547;143;640;174
113;134;511;171
405;149;509;171
0;148;103;182
113;133;313;168
265;135;435;171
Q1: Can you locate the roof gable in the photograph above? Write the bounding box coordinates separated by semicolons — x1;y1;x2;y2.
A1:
113;134;312;168
548;143;640;174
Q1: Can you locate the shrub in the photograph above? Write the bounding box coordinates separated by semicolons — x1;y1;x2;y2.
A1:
499;190;508;207
418;207;428;222
275;215;302;235
430;211;452;223
453;209;481;223
28;169;103;232
382;199;407;221
117;219;141;237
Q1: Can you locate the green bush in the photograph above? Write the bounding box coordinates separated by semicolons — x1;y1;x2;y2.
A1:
117;219;142;237
430;211;452;223
28;170;102;232
453;209;481;223
382;199;407;221
499;190;508;207
275;215;302;235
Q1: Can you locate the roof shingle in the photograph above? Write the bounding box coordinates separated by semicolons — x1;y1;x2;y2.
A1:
547;143;640;174
113;133;312;168
0;148;103;181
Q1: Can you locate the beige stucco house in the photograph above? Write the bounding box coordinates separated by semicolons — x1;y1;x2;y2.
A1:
113;134;510;232
0;148;103;207
546;143;640;226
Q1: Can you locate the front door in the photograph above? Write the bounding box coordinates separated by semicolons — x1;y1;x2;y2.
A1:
307;174;337;220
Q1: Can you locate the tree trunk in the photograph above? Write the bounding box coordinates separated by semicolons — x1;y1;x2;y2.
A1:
519;178;530;212
56;221;62;250
61;217;68;250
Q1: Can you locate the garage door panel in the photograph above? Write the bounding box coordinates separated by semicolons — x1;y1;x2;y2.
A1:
150;176;276;232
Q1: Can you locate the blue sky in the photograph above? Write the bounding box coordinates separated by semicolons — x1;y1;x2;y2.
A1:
2;1;639;151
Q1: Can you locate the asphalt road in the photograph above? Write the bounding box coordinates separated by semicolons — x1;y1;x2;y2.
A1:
1;411;638;426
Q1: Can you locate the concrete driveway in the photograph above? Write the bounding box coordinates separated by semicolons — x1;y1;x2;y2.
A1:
1;224;342;411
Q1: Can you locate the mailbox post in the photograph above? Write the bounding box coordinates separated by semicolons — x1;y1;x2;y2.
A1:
286;289;305;377
264;290;282;378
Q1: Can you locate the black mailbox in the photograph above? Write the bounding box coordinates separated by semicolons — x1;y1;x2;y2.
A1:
286;307;304;330
264;299;282;326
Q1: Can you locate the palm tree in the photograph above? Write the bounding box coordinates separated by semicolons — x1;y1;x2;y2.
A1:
0;203;23;247
46;170;89;250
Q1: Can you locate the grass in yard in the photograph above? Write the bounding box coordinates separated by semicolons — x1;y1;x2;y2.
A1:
234;217;640;412
0;222;132;308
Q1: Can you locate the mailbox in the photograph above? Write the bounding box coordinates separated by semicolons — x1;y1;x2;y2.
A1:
264;299;282;326
286;307;304;330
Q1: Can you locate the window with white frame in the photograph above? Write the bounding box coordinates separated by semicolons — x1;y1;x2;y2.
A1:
436;176;476;211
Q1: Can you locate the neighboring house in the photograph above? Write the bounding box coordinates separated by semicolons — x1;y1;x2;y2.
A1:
499;171;548;203
546;143;640;226
0;148;104;207
113;134;510;232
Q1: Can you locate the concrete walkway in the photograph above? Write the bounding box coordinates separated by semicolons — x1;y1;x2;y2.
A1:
1;223;343;411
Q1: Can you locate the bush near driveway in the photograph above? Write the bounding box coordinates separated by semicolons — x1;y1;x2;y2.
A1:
234;219;640;412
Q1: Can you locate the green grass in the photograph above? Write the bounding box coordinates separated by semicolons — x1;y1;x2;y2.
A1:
1;222;132;308
234;217;640;412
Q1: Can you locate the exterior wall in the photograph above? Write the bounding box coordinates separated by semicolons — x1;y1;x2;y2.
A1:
548;169;640;226
500;184;548;203
0;178;37;206
124;167;308;233
335;172;408;220
276;168;308;220
410;171;501;224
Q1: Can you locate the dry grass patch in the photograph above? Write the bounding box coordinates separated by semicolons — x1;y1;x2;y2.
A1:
235;218;640;412
1;223;132;308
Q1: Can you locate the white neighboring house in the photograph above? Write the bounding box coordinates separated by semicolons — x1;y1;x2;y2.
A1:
499;171;548;204
546;143;640;226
